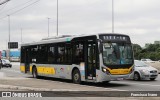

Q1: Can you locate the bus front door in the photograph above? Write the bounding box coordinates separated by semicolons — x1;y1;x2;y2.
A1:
85;42;96;80
24;48;30;73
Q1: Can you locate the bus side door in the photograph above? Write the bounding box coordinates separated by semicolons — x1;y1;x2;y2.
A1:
24;48;30;73
85;41;96;80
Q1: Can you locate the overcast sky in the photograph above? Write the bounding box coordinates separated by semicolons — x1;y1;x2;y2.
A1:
0;0;160;50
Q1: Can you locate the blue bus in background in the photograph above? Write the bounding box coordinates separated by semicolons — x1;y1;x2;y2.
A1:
2;51;6;58
2;50;20;62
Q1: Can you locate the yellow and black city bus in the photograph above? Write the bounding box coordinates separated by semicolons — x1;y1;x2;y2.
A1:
20;33;134;83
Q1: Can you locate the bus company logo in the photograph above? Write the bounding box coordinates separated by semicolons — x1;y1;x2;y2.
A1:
2;92;12;97
60;68;64;72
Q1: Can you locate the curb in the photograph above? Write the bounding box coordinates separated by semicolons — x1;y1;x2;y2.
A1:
0;84;78;91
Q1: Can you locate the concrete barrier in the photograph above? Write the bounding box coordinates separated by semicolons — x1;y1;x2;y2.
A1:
146;62;160;73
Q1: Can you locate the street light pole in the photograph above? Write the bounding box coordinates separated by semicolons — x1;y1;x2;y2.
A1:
57;0;58;36
21;28;22;43
47;18;50;37
8;15;10;43
8;15;10;60
112;0;114;33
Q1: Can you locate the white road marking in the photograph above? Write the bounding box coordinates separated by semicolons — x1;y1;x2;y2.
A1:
0;72;5;78
1;68;21;73
34;78;127;91
82;84;126;91
11;62;20;66
0;84;79;91
112;81;160;87
0;77;30;80
57;81;126;91
93;86;126;91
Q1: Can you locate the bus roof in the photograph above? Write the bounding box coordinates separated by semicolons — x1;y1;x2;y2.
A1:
21;33;129;47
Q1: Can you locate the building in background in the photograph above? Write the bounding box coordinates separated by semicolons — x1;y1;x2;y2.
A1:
145;41;160;48
154;41;160;45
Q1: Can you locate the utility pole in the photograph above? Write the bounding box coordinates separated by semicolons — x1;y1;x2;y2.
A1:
57;0;58;36
8;15;10;61
8;15;10;44
112;0;114;33
21;28;22;43
6;40;7;50
47;18;50;37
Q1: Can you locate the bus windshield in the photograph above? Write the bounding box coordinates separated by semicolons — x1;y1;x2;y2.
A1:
102;42;133;65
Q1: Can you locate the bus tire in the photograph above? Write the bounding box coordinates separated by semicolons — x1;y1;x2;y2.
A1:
103;81;110;84
32;67;38;78
72;69;81;84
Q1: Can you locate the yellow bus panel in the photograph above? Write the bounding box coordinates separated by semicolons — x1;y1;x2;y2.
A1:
37;67;55;75
30;66;32;73
20;66;25;72
107;67;132;75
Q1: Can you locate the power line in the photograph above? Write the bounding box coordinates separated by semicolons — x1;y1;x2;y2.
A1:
0;0;38;15
9;0;40;15
0;1;8;12
0;0;10;5
0;0;40;20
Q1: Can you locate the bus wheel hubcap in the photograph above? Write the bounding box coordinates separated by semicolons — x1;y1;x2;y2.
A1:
33;69;36;77
33;72;35;77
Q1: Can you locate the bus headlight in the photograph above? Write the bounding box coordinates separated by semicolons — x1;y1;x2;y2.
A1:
102;67;110;75
102;67;107;72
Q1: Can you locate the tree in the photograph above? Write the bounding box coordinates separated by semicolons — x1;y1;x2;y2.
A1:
133;43;160;60
132;44;142;59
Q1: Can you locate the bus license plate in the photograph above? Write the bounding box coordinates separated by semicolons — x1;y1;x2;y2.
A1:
117;78;124;81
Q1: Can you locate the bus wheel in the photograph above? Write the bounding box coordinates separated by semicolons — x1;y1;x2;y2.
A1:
32;67;38;78
103;81;110;84
72;69;81;84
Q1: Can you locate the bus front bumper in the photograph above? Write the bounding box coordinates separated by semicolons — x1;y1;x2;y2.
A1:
101;73;130;82
109;74;129;81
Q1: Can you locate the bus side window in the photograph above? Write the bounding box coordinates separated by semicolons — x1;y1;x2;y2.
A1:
37;45;48;64
74;43;84;64
57;46;65;63
21;47;25;63
30;47;37;63
66;44;72;64
48;46;55;63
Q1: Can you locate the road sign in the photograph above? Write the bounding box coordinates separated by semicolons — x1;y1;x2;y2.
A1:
8;42;18;49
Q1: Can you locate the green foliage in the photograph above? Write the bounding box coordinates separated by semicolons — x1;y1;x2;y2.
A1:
133;44;160;61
